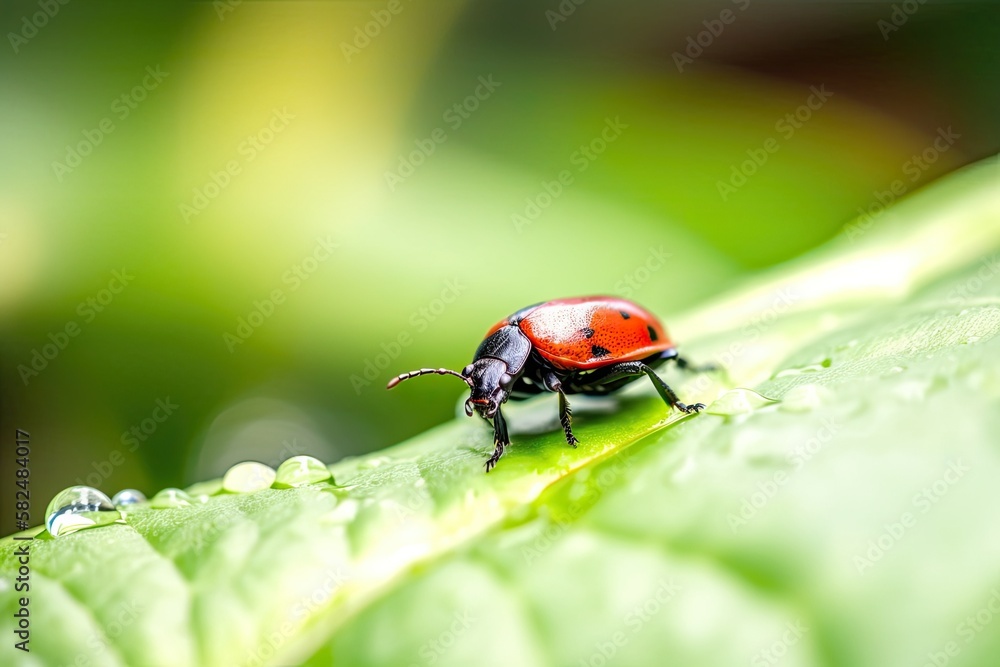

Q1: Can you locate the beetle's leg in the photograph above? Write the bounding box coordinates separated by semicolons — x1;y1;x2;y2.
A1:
485;407;509;472
644;365;706;413
542;372;579;448
557;391;579;447
593;362;706;414
673;356;718;374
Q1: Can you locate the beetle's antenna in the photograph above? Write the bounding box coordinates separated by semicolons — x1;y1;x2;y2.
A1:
386;368;473;390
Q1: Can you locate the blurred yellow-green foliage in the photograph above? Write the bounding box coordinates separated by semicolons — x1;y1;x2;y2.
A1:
1;0;998;534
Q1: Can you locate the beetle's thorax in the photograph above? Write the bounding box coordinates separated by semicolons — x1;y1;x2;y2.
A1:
463;325;533;419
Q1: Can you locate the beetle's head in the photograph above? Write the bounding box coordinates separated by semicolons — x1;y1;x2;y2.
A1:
461;358;512;419
386;359;512;420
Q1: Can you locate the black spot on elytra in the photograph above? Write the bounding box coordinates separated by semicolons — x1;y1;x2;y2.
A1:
591;345;610;358
647;326;658;341
619;311;630;320
580;327;595;339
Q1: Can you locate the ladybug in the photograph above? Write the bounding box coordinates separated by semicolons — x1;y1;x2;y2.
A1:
387;296;710;472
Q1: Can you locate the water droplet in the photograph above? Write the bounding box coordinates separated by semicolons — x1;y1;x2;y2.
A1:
780;384;831;412
275;455;333;488
775;362;830;378
111;489;146;508
359;456;393;470
186;479;223;498
887;365;906;375
150;488;194;509
706;388;778;416
222;461;276;493
45;486;123;537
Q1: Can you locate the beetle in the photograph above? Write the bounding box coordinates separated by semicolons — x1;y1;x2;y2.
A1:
387;296;711;472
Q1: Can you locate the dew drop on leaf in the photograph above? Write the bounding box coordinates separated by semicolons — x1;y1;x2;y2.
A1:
150;488;194;509
186;479;223;499
706;388;779;416
358;456;393;470
774;362;829;378
275;455;333;488
111;488;146;508
222;461;277;493
45;486;123;538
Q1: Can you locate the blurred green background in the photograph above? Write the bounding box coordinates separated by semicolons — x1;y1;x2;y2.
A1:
1;0;998;534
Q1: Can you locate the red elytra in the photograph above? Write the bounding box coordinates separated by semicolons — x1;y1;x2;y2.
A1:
486;296;674;370
388;296;710;472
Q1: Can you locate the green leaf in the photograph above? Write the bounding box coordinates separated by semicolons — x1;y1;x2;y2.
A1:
3;157;999;667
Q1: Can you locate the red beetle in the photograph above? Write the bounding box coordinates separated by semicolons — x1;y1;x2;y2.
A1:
388;296;709;471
